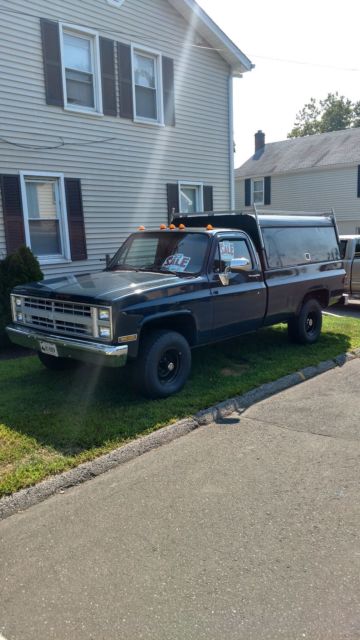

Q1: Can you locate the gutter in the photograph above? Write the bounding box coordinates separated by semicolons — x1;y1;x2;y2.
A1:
228;74;235;209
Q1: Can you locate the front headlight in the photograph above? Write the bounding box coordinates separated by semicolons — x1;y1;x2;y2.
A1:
15;297;22;307
99;308;110;321
16;312;24;322
99;327;111;339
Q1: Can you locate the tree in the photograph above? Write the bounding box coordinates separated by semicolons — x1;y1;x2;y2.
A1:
288;93;360;138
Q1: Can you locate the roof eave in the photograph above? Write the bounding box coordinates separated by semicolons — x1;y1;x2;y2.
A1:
167;0;253;74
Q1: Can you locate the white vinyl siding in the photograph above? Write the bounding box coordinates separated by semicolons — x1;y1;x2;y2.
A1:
235;165;360;234
0;0;231;276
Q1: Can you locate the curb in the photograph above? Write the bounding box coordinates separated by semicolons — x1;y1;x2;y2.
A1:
1;348;360;521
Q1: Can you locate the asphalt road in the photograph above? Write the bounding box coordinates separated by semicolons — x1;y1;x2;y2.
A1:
1;360;360;640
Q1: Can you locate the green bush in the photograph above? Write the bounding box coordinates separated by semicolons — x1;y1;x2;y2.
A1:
0;246;43;348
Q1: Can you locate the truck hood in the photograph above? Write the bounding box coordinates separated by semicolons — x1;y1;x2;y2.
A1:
14;270;193;303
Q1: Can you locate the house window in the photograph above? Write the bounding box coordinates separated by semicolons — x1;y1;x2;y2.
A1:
179;183;203;214
252;179;264;205
132;47;162;123
61;25;102;113
20;173;70;263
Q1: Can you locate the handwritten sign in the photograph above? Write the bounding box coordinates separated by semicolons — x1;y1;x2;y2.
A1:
162;253;191;272
220;241;235;262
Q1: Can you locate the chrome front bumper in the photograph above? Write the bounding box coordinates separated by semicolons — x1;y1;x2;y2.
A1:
6;325;128;368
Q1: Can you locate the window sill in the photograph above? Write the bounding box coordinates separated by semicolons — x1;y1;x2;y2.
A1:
38;257;73;266
64;106;104;118
133;118;165;128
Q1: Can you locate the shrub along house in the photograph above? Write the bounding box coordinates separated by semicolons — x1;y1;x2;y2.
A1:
235;128;360;234
0;0;252;277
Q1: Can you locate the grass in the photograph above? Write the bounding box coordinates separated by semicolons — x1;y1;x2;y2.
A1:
0;314;360;496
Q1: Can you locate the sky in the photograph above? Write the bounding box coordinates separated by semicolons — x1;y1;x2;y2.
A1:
197;0;360;167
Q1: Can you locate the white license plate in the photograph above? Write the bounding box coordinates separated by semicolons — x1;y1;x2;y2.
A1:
39;341;59;357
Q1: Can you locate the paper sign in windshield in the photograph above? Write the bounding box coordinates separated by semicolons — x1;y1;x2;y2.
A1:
220;241;235;261
162;253;191;272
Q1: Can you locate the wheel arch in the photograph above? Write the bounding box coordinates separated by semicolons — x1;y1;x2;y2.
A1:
298;288;329;313
135;312;197;355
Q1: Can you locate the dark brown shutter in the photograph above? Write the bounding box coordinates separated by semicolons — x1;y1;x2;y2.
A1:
162;56;175;127
40;19;64;107
64;179;87;261
203;186;213;212
264;176;271;205
167;184;179;222
245;178;251;206
117;42;133;119
0;175;26;255
100;37;117;117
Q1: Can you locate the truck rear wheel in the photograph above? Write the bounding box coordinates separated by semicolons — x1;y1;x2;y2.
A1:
288;299;322;345
132;330;191;398
38;351;78;371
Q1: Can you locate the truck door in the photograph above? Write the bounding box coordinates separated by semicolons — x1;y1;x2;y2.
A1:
350;240;360;295
209;234;267;339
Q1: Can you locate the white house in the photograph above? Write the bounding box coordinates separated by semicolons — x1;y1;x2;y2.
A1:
0;0;252;276
235;128;360;234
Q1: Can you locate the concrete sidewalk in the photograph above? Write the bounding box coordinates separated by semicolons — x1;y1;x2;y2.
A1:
1;360;360;640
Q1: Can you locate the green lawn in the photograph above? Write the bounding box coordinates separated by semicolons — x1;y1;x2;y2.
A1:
1;314;359;496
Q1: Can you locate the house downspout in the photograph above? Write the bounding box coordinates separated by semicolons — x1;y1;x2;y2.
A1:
228;73;235;210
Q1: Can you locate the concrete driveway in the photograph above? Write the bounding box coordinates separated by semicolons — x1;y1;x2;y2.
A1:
1;360;360;640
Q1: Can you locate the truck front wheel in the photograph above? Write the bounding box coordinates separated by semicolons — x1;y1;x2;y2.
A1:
132;330;191;398
288;299;322;345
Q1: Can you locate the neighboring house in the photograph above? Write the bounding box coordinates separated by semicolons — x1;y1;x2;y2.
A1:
0;0;252;276
235;129;360;234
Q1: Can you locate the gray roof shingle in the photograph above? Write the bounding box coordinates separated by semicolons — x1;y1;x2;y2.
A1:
235;128;360;178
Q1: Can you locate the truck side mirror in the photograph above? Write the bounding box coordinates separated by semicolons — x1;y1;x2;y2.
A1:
229;257;251;272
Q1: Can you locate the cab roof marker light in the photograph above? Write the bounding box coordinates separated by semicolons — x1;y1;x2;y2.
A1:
138;225;145;231
179;224;186;230
169;224;176;230
206;224;214;230
160;224;167;230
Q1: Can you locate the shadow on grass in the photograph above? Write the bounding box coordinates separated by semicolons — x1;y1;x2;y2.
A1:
0;324;351;458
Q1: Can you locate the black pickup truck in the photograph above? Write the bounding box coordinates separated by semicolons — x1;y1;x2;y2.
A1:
7;211;344;398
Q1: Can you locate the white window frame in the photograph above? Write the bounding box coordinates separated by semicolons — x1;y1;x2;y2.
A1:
60;23;103;116
131;44;164;126
178;182;204;214
19;172;71;265
107;0;125;6
252;178;264;205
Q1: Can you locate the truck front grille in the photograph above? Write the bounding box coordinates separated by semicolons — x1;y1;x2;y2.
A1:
12;295;113;341
21;296;93;338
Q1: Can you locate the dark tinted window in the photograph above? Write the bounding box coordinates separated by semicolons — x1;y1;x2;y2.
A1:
339;240;347;259
263;226;340;268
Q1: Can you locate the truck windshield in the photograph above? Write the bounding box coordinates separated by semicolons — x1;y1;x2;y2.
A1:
109;232;210;275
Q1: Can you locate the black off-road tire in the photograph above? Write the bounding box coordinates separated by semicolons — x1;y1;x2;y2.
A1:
288;299;323;345
38;351;79;371
132;330;191;398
